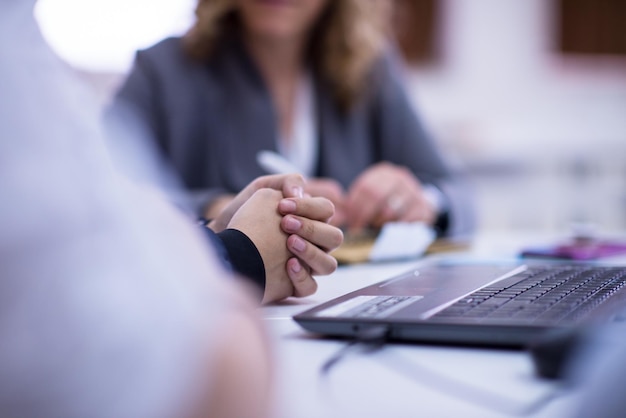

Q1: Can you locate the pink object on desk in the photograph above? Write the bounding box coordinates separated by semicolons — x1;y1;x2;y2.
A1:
521;238;626;261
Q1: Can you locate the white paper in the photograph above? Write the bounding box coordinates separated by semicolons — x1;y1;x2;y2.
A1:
369;222;436;262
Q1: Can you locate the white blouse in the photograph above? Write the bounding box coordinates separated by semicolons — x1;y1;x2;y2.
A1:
277;72;318;177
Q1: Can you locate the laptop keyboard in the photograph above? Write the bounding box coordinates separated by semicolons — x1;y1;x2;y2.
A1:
432;266;626;323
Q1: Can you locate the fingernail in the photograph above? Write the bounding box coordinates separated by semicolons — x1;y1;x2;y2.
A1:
291;236;306;252
279;199;297;213
284;216;302;232
292;186;304;198
290;260;302;273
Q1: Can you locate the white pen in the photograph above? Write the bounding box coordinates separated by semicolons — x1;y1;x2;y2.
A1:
256;150;304;177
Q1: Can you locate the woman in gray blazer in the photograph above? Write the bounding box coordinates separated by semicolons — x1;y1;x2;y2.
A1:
111;0;474;237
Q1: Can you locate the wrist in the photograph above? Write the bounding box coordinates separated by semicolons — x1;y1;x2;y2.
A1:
204;194;236;220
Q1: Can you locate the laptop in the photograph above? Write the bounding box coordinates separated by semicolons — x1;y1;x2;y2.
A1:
293;260;626;347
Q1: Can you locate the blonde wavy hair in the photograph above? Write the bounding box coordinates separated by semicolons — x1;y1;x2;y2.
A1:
183;0;388;109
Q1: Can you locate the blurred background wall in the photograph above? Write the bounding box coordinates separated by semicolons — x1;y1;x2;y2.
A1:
393;0;626;236
36;0;626;235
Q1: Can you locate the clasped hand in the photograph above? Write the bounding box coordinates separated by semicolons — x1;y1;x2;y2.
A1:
209;174;344;303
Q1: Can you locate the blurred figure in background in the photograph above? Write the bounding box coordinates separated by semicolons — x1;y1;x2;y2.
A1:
110;0;475;237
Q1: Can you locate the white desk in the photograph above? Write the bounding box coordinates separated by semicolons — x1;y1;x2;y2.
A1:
261;232;626;418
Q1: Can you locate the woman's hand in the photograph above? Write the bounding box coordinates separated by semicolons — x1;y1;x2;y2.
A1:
344;162;437;231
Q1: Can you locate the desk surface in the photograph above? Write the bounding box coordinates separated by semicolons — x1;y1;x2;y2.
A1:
262;232;626;418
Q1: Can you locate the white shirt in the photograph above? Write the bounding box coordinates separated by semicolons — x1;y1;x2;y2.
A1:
277;72;318;177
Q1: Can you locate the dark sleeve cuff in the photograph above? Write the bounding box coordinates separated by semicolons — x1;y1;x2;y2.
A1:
200;225;233;270
433;211;450;237
216;229;266;292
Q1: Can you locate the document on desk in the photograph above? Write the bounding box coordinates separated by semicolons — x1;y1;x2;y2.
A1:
332;222;436;264
368;222;435;262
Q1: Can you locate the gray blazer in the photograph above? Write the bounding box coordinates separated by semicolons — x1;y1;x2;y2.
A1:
111;36;474;236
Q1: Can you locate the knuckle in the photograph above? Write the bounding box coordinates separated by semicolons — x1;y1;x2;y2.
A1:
317;255;338;275
321;198;336;217
292;269;309;284
251;176;264;189
252;187;268;196
315;254;337;275
306;280;318;296
296;279;317;297
330;229;344;250
302;220;317;237
290;173;305;183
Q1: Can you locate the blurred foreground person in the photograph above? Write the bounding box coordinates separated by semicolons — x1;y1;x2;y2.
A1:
0;1;336;417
